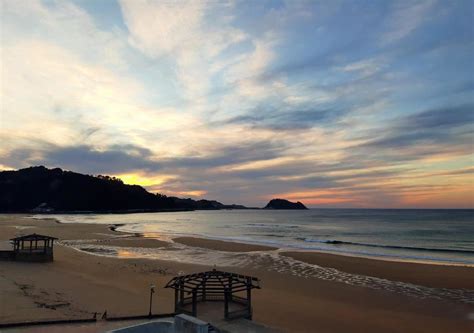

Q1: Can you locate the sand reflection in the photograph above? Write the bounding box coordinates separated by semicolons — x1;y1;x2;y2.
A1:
117;249;134;258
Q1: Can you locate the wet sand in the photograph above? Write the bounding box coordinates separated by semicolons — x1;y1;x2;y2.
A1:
0;214;473;333
281;251;474;290
173;237;278;252
85;237;171;249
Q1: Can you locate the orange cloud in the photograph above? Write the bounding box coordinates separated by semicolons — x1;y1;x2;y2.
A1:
114;173;175;187
174;190;208;197
299;197;355;205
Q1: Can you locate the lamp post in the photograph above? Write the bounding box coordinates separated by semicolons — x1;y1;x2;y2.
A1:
148;284;155;317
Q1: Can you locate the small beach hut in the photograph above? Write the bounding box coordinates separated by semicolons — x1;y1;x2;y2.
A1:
165;269;260;320
10;233;58;262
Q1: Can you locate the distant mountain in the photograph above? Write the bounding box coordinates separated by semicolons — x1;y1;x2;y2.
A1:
263;198;308;210
0;166;249;213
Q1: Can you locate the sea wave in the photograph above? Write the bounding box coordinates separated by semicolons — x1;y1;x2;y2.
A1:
245;223;300;229
295;237;474;254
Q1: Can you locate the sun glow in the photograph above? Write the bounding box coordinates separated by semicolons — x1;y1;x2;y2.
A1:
174;190;208;197
115;173;175;187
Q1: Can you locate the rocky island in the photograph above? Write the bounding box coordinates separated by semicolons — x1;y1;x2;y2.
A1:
263;198;308;210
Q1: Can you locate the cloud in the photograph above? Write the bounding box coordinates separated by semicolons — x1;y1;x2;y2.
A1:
1;0;473;208
1;39;153;146
1;1;205;160
400;104;474;129
357;104;473;152
119;0;206;57
2;144;161;175
223;35;278;100
119;0;248;100
220;105;345;130
1;0;128;69
158;140;287;172
0;1;154;150
337;57;388;78
380;0;436;46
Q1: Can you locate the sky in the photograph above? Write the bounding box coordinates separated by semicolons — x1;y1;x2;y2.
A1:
1;0;473;208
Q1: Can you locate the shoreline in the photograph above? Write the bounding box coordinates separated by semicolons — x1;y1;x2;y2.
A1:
43;213;474;267
20;213;474;271
8;212;474;267
279;248;474;268
167;234;474;268
66;234;474;290
61;231;474;291
168;237;474;290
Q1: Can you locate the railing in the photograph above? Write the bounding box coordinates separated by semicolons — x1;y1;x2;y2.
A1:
0;250;15;260
16;249;50;254
181;292;235;303
226;307;251;320
231;295;248;305
0;317;97;329
175;306;193;316
0;313;177;328
202;294;225;301
178;291;252;321
181;296;194;305
106;313;175;321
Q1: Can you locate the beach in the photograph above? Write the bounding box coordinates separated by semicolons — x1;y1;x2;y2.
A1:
0;214;473;332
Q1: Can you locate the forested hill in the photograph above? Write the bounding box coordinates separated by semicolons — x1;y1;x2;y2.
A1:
0;166;248;213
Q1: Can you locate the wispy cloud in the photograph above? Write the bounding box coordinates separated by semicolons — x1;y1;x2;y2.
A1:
119;0;248;100
355;105;473;156
380;0;436;46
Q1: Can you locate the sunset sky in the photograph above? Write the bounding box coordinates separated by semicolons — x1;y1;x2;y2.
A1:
1;0;473;208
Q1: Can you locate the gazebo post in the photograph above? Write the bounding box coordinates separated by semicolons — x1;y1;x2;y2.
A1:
224;287;230;320
174;288;179;312
180;281;184;305
228;276;233;301
192;290;197;316
246;277;252;320
202;282;206;301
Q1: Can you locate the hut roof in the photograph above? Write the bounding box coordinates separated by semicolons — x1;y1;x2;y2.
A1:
10;233;58;241
165;269;260;293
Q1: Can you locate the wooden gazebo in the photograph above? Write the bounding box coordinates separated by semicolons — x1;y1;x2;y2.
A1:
10;233;58;262
165;269;260;320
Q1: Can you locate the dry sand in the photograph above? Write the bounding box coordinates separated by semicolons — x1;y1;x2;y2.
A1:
0;214;473;333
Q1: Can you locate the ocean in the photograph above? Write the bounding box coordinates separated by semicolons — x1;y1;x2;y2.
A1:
38;208;474;265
